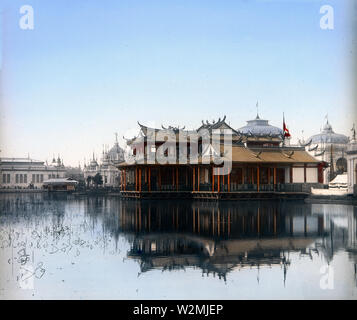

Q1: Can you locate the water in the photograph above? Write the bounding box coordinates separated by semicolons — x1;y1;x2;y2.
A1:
0;193;356;300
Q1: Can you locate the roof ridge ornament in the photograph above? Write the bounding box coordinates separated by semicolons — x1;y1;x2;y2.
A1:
308;145;318;152
282;150;294;158
251;150;262;158
351;123;356;141
299;138;312;147
314;150;325;157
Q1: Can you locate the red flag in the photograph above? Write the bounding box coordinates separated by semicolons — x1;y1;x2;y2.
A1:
283;113;291;138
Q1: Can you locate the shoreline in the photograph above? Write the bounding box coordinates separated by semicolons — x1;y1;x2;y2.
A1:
1;189;356;204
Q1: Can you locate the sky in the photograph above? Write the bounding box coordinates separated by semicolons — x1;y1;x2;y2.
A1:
0;0;356;166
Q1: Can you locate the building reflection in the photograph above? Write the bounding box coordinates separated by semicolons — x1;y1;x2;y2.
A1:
109;200;357;282
1;193;355;285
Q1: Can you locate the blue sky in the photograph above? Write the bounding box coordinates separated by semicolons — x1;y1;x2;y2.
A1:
0;0;356;165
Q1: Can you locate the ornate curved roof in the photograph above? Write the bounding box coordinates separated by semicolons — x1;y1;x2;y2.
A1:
107;143;124;158
308;121;349;145
238;114;283;138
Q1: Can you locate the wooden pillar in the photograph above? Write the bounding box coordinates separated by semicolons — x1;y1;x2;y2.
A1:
228;171;231;192
242;167;244;184
222;169;225;191
197;166;200;192
273;167;276;191
257;207;260;235
135;167;138;191
148;167;151;192
268;167;271;184
304;164;307;183
318;164;323;184
212;166;215;192
124;169;126;191
120;170;122;191
257;166;260;192
290;166;293;183
217;168;220;193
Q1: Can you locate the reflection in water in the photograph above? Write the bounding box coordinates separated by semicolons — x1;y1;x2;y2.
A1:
0;193;356;299
112;201;356;284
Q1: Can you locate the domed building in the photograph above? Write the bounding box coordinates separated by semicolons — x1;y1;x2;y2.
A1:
347;125;357;195
83;135;125;188
107;134;125;164
302;119;349;183
238;113;284;147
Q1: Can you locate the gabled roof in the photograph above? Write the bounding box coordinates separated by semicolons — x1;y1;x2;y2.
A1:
197;115;241;136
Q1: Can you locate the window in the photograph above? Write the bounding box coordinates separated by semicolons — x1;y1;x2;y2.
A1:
40;174;43;182
20;174;23;183
24;174;27;183
16;174;19;184
32;174;35;183
36;174;39;183
7;174;10;183
2;174;6;184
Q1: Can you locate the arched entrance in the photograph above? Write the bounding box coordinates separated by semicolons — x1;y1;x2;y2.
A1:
336;157;347;174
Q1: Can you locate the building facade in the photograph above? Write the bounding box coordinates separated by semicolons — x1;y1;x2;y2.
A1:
302;119;349;184
118;115;326;199
347;128;357;195
0;156;66;189
83;136;125;188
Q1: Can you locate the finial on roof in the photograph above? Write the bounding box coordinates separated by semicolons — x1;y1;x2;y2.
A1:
256;101;260;119
325;113;329;124
351;123;356;141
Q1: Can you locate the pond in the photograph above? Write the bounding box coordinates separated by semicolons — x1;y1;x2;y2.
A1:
0;193;356;299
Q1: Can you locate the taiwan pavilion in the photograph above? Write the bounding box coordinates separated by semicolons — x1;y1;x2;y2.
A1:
118;114;327;199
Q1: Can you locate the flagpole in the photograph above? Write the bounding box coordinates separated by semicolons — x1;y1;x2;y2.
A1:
283;112;285;146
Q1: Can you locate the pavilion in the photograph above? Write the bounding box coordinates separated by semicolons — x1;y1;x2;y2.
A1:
117;115;327;199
